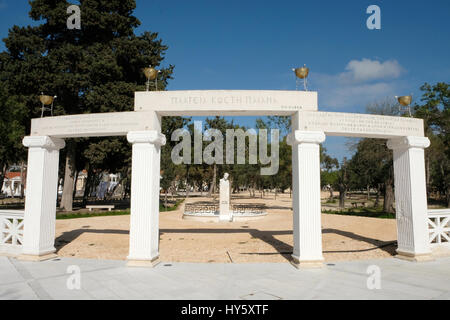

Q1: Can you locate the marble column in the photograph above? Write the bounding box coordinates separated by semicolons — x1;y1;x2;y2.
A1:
289;130;326;268
19;136;65;261
127;131;166;267
387;136;432;261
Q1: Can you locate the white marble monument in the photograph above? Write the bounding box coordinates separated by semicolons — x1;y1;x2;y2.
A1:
219;173;232;222
8;90;435;269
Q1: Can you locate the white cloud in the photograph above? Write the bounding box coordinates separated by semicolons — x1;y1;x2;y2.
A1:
311;58;407;109
339;58;404;83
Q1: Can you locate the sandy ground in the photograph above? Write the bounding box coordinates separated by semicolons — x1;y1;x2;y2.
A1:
55;192;398;263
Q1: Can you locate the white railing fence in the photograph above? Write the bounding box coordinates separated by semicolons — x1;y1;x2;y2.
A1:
428;209;450;246
0;210;24;255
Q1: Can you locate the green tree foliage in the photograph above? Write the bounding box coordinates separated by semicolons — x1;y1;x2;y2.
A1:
342;84;449;211
160;116;191;205
0;75;27;188
414;82;449;206
0;0;175;209
320;146;339;200
346;138;394;211
342;99;398;213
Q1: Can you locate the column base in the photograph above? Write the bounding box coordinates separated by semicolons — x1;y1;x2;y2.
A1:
127;257;160;268
290;255;324;269
17;253;58;262
395;250;434;262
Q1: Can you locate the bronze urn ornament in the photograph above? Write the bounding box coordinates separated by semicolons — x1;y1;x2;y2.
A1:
40;92;57;117
144;67;158;81
395;95;413;117
292;64;309;91
143;66;160;91
39;94;54;106
397;95;412;106
294;65;309;79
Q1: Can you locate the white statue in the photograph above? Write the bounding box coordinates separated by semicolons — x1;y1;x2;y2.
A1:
219;173;232;221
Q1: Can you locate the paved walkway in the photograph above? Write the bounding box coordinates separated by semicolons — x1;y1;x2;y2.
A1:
0;256;449;300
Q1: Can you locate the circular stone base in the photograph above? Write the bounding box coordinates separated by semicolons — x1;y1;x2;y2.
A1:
182;213;267;222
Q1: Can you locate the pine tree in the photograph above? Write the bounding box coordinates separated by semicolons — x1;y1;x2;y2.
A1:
1;0;174;210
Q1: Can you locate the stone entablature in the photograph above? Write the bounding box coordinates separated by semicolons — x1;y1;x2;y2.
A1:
296;111;424;138
30;112;159;138
135;90;318;116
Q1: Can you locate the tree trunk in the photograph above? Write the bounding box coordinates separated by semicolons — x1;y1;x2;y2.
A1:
82;165;92;205
208;164;216;197
366;185;370;201
60;141;76;212
20;161;26;198
165;189;168;207
171;181;176;200
374;184;381;207
338;184;346;209
0;164;5;196
185;165;190;199
329;186;334;200
425;153;431;198
72;170;79;199
0;176;3;196
383;182;395;214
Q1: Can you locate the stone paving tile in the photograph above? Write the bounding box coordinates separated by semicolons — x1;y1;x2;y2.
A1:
0;256;449;299
0;282;38;300
0;257;25;286
36;274;91;300
381;272;450;293
87;287;121;300
241;291;282;300
14;257;124;281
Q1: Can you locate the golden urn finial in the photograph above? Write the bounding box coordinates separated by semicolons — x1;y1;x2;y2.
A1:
293;64;309;79
292;65;309;91
143;66;158;81
397;95;412;106
39;93;54;105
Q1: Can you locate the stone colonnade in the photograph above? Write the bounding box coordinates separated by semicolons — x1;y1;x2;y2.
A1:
18;112;432;267
288;131;431;267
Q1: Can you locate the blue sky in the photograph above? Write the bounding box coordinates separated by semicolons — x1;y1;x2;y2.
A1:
1;0;450;161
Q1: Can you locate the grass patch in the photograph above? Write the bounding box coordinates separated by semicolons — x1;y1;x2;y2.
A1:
56;199;184;220
56;210;130;220
322;207;395;219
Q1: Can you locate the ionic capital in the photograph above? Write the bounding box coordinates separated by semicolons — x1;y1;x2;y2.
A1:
288;131;326;146
387;136;430;150
127;131;166;146
23;136;65;150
